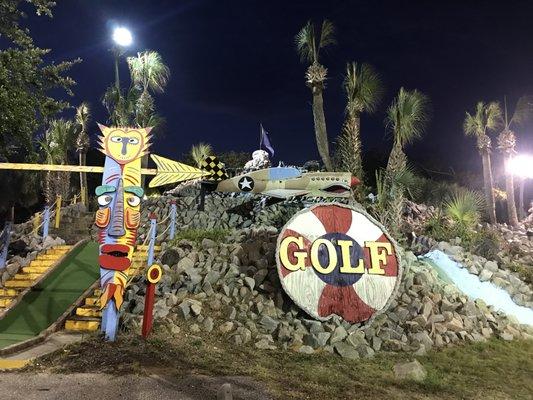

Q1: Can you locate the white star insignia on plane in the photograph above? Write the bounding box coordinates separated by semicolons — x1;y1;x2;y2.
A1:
239;177;253;190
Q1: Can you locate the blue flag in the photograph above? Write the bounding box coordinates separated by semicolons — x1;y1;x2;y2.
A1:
260;124;275;157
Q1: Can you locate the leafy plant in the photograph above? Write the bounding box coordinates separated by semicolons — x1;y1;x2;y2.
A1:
170;228;230;244
444;189;484;227
190;143;213;167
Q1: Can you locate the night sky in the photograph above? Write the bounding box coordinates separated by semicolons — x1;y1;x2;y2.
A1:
26;0;533;183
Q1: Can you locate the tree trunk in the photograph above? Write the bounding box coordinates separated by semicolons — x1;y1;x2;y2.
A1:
79;152;88;208
504;154;519;227
311;87;332;171
481;151;497;224
386;140;406;175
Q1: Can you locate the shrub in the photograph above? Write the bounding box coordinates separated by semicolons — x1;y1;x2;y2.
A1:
470;228;501;259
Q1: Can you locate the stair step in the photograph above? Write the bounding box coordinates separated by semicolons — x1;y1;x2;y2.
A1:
0;288;18;297
22;266;50;274
76;306;101;317
4;280;32;288
29;260;55;267
12;273;40;281
0;298;13;307
85;297;99;306
65;317;100;332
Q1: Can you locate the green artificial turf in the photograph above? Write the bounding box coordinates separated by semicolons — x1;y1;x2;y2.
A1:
0;241;99;349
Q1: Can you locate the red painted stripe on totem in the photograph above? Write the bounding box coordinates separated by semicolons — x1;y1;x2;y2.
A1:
278;228;312;278
362;233;398;277
312;205;352;234
105;174;120;183
317;285;375;323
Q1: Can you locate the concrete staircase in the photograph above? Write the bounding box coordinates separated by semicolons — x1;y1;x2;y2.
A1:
64;244;161;332
0;246;72;311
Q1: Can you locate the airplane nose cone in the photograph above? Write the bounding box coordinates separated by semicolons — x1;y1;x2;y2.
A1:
350;176;361;188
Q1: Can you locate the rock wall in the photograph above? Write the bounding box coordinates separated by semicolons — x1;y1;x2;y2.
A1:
122;226;532;359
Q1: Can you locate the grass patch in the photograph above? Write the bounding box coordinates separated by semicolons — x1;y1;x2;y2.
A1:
170;227;230;244
30;324;533;400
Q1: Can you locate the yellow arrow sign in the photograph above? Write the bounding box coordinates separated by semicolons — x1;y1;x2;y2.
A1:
0;154;212;188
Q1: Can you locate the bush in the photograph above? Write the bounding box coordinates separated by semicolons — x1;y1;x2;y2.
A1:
170;228;230;244
470;229;501;260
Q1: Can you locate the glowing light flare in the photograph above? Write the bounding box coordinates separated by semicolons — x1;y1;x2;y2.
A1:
507;154;533;179
112;27;133;47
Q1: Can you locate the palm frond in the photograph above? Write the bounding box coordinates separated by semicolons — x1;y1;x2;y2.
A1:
127;51;170;94
444;189;485;226
463;101;501;139
318;19;336;51
295;19;335;64
509;95;533;128
343;62;383;115
190;143;213;167
295;20;316;63
386;87;430;146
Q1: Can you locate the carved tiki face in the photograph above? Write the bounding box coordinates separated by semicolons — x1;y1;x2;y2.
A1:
95;125;151;272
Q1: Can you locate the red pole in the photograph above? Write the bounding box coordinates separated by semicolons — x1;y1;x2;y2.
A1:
141;264;162;338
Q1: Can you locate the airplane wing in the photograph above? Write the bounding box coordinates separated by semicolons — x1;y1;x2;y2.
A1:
242;167;302;182
261;189;309;199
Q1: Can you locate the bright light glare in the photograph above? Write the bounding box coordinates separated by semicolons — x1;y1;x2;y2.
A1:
507;154;533;179
112;27;133;47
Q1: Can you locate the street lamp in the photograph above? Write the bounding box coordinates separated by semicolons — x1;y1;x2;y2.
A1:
507;154;533;220
112;26;133;90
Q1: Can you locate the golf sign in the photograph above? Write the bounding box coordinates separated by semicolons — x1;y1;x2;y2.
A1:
276;203;401;323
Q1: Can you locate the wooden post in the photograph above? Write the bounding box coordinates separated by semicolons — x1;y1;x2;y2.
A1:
54;195;62;229
32;212;40;235
169;200;177;240
142;264;162;338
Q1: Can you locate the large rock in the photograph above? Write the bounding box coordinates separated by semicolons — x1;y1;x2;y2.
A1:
393;360;427;382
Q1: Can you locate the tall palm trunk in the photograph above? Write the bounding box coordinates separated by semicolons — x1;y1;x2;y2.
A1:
79;152;88;207
481;151;497;224
345;113;362;178
311;86;332;171
386;140;406;174
504;154;518;226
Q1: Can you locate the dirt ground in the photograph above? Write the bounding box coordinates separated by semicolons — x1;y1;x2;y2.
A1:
20;326;533;400
0;372;273;400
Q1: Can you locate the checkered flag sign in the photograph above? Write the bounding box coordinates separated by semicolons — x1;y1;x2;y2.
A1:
200;156;228;181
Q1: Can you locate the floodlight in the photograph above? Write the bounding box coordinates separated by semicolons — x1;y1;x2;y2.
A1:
112;27;133;47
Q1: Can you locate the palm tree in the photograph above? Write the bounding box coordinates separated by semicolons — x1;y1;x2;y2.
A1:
75;102;90;207
380;88;429;237
295;20;336;171
497;96;533;226
190;143;213;167
338;62;383;184
39;119;77;204
127;51;170;185
385;88;430;174
463;101;501;224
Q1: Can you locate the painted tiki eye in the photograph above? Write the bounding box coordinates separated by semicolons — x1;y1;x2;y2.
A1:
110;136;123;143
128;137;139;144
127;195;141;207
97;194;113;206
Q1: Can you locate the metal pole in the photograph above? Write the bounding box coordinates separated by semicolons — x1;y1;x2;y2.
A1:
42;205;50;239
147;213;157;266
169;200;177;240
114;49;120;91
0;209;13;270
